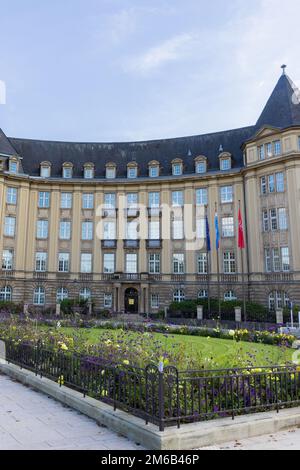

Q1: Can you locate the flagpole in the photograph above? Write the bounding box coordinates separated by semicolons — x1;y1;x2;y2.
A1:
239;200;247;322
205;205;211;315
215;202;221;321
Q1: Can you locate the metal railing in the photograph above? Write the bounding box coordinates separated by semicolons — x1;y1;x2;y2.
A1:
2;339;300;431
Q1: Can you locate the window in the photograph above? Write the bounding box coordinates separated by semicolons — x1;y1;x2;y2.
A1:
278;208;288;230
196;188;208;206
6;187;17;205
224;291;237;301
266;142;273;157
36;220;48;239
276;172;284;192
264;248;271;272
40;166;50;178
35;252;47;272
196;219;205;239
149;253;160;274
61;193;72;209
270;209;278;231
172;163;182;176
38;192;50;208
104;193;116;208
103;253;115;273
60;220;71;240
0;286;12;301
196;161;206;174
58;253;69;272
271;247;280;272
173;253;185;274
261;177;267;195
9;160;18;173
172;219;184;240
172;191;184;207
149;166;159;178
56;288;68;302
80;288;91;301
84;167;94;179
104;221;116;240
149;192;160;208
33;287;45;305
82;193;94;209
222;217;234;237
274;140;281;156
127;166;137;179
198;289;208;299
197;253;208;274
151;294;160;309
127;193;138;208
262;210;269;232
223;252;236;274
104;293;113;308
126;220;138;240
268;175;275;193
81;253;92;273
126;253;137;273
258;145;265;160
106;167;116;179
4;217;15;237
220;159;231;171
173;289;185;302
149;221;160;240
82;221;93;240
281;247;290;272
63;166;72;179
220;186;233;204
269;291;289;311
2;250;13;270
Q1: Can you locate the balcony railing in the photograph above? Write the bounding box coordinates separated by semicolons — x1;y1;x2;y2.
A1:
221;274;239;283
171;274;186;282
264;272;293;282
79;273;93;281
0;269;15;278
101;240;117;249
124;240;140;249
33;272;48;280
146;239;162;249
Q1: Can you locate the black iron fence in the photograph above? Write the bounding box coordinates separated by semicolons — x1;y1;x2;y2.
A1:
2;339;300;431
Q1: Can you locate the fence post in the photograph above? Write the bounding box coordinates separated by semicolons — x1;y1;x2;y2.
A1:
158;361;165;432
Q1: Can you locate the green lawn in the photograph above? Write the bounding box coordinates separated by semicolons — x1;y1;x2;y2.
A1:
53;326;293;369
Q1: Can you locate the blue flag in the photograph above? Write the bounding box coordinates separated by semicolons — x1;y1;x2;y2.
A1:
214;212;220;250
205;215;211;252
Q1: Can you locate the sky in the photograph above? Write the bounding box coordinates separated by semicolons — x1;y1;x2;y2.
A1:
0;0;300;143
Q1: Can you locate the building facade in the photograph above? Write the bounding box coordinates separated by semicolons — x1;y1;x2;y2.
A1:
0;70;299;313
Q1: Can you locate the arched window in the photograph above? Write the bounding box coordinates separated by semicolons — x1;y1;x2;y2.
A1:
40;161;51;178
33;287;45;305
105;162;117;179
269;291;289;311
62;162;73;179
198;289;208;299
79;288;91;301
127;162;138;179
148;160;160;178
173;289;185;303
195;156;207;174
56;287;69;303
0;286;12;301
83;163;94;179
224;290;237;301
171;159;183;176
219;152;232;171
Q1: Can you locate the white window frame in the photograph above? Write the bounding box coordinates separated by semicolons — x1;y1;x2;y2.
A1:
6;187;17;205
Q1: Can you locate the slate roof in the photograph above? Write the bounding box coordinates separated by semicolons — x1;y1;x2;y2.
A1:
1;72;300;178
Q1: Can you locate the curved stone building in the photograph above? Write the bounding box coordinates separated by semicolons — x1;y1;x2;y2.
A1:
0;69;299;313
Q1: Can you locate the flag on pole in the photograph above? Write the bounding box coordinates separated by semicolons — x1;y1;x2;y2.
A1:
238;208;245;249
205;215;211;252
214;212;220;250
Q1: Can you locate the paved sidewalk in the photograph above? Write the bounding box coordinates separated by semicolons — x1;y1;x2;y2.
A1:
202;428;300;450
0;374;144;450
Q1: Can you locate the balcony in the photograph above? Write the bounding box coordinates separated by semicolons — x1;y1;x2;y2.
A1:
221;274;239;283
196;274;209;283
124;239;140;249
102;239;117;249
171;274;186;282
264;272;293;282
146;239;162;249
34;271;48;280
0;269;15;278
79;273;93;281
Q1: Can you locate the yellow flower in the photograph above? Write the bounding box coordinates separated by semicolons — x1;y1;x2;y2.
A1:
123;360;130;365
101;390;108;397
58;375;64;385
58;342;68;351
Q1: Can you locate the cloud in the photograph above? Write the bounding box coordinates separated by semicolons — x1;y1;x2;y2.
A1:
124;33;199;74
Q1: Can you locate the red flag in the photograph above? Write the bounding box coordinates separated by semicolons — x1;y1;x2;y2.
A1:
238;208;245;249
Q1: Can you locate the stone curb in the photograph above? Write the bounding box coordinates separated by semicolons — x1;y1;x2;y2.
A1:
1;361;300;450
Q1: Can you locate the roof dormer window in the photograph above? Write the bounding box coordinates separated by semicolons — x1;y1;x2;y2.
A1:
148;160;160;178
127;163;138;179
62;163;73;179
9;158;18;174
195;156;207;174
83;163;94;179
219;152;232;171
105;163;116;179
172;159;183;176
40;161;51;178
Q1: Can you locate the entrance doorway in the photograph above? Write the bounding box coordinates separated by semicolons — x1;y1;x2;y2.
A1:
124;288;139;314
